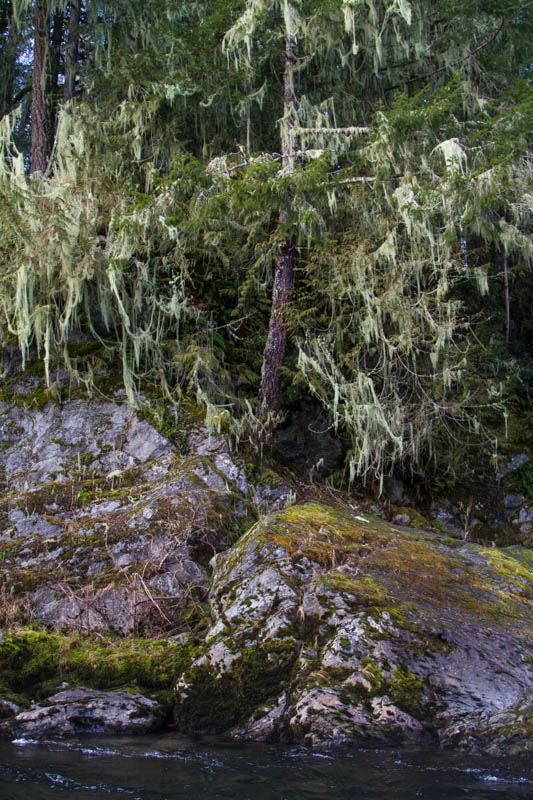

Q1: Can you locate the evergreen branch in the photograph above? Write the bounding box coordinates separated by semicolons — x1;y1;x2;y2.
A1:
398;19;505;90
295;126;369;136
7;83;32;110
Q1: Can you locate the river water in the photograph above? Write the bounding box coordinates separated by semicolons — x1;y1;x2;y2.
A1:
1;735;532;800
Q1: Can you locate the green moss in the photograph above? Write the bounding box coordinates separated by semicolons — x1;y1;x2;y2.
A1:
504;547;533;571
0;383;57;410
320;574;390;607
137;403;189;454
66;340;104;360
0;629;194;701
259;503;467;608
174;638;299;734
386;667;424;717
0;689;29;710
485;548;532;583
265;502;370;566
432;518;453;536
390;506;434;530
337;658;383;706
323;665;353;682
261;501;532;629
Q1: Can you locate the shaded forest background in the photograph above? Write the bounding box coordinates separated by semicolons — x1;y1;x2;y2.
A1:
1;0;532;496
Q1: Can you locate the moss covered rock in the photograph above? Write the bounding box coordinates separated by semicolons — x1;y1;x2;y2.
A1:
0;375;251;635
0;628;196;735
173;502;533;755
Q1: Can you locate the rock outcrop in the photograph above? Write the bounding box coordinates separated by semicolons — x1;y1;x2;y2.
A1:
1;370;532;756
174;503;533;755
0;372;250;634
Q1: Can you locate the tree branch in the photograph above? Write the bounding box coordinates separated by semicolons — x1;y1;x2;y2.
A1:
8;83;32;110
387;19;505;92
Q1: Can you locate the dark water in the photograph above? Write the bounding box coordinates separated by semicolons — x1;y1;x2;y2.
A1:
1;735;532;800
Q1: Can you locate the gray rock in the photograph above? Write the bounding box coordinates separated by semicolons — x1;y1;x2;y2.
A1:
253;483;293;512
10;688;167;737
0;380;248;634
1;396;173;491
230;694;288;742
504;493;526;509
508;454;530;472
173;503;533;755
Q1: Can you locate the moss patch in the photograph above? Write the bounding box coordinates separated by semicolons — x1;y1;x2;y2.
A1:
259;503;533;626
320;574;390;607
386;667;424;717
174;638;299;734
390;506;435;530
0;629;194;702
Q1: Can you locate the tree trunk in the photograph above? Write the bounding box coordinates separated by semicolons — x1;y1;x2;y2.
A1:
0;0;16;118
257;6;298;421
47;8;64;154
257;231;297;419
30;0;50;173
64;0;80;100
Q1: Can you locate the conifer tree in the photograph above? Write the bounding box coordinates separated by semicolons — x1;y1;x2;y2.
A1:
1;1;18;118
0;0;531;486
29;0;49;171
63;0;80;99
222;0;420;426
220;0;533;478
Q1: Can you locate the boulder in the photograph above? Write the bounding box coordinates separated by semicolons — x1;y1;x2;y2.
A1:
9;687;167;737
174;502;533;755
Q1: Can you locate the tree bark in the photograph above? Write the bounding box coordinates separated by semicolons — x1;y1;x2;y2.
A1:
30;0;50;173
1;0;16;118
47;8;64;153
64;0;81;100
257;231;297;419
257;6;298;421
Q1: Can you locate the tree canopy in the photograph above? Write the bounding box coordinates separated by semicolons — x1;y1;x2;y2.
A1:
0;0;532;488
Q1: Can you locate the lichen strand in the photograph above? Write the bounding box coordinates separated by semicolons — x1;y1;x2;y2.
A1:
174;638;299;734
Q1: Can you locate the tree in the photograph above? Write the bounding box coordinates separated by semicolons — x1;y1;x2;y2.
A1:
1;1;17;118
7;0;68;173
0;0;531;486
216;0;533;479
30;0;50;171
63;0;80;100
221;0;415;426
0;0;242;396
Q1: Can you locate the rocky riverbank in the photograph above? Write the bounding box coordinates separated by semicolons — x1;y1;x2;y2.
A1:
0;369;532;756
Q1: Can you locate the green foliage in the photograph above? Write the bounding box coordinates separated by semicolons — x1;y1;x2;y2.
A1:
517;461;533;499
0;0;532;487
